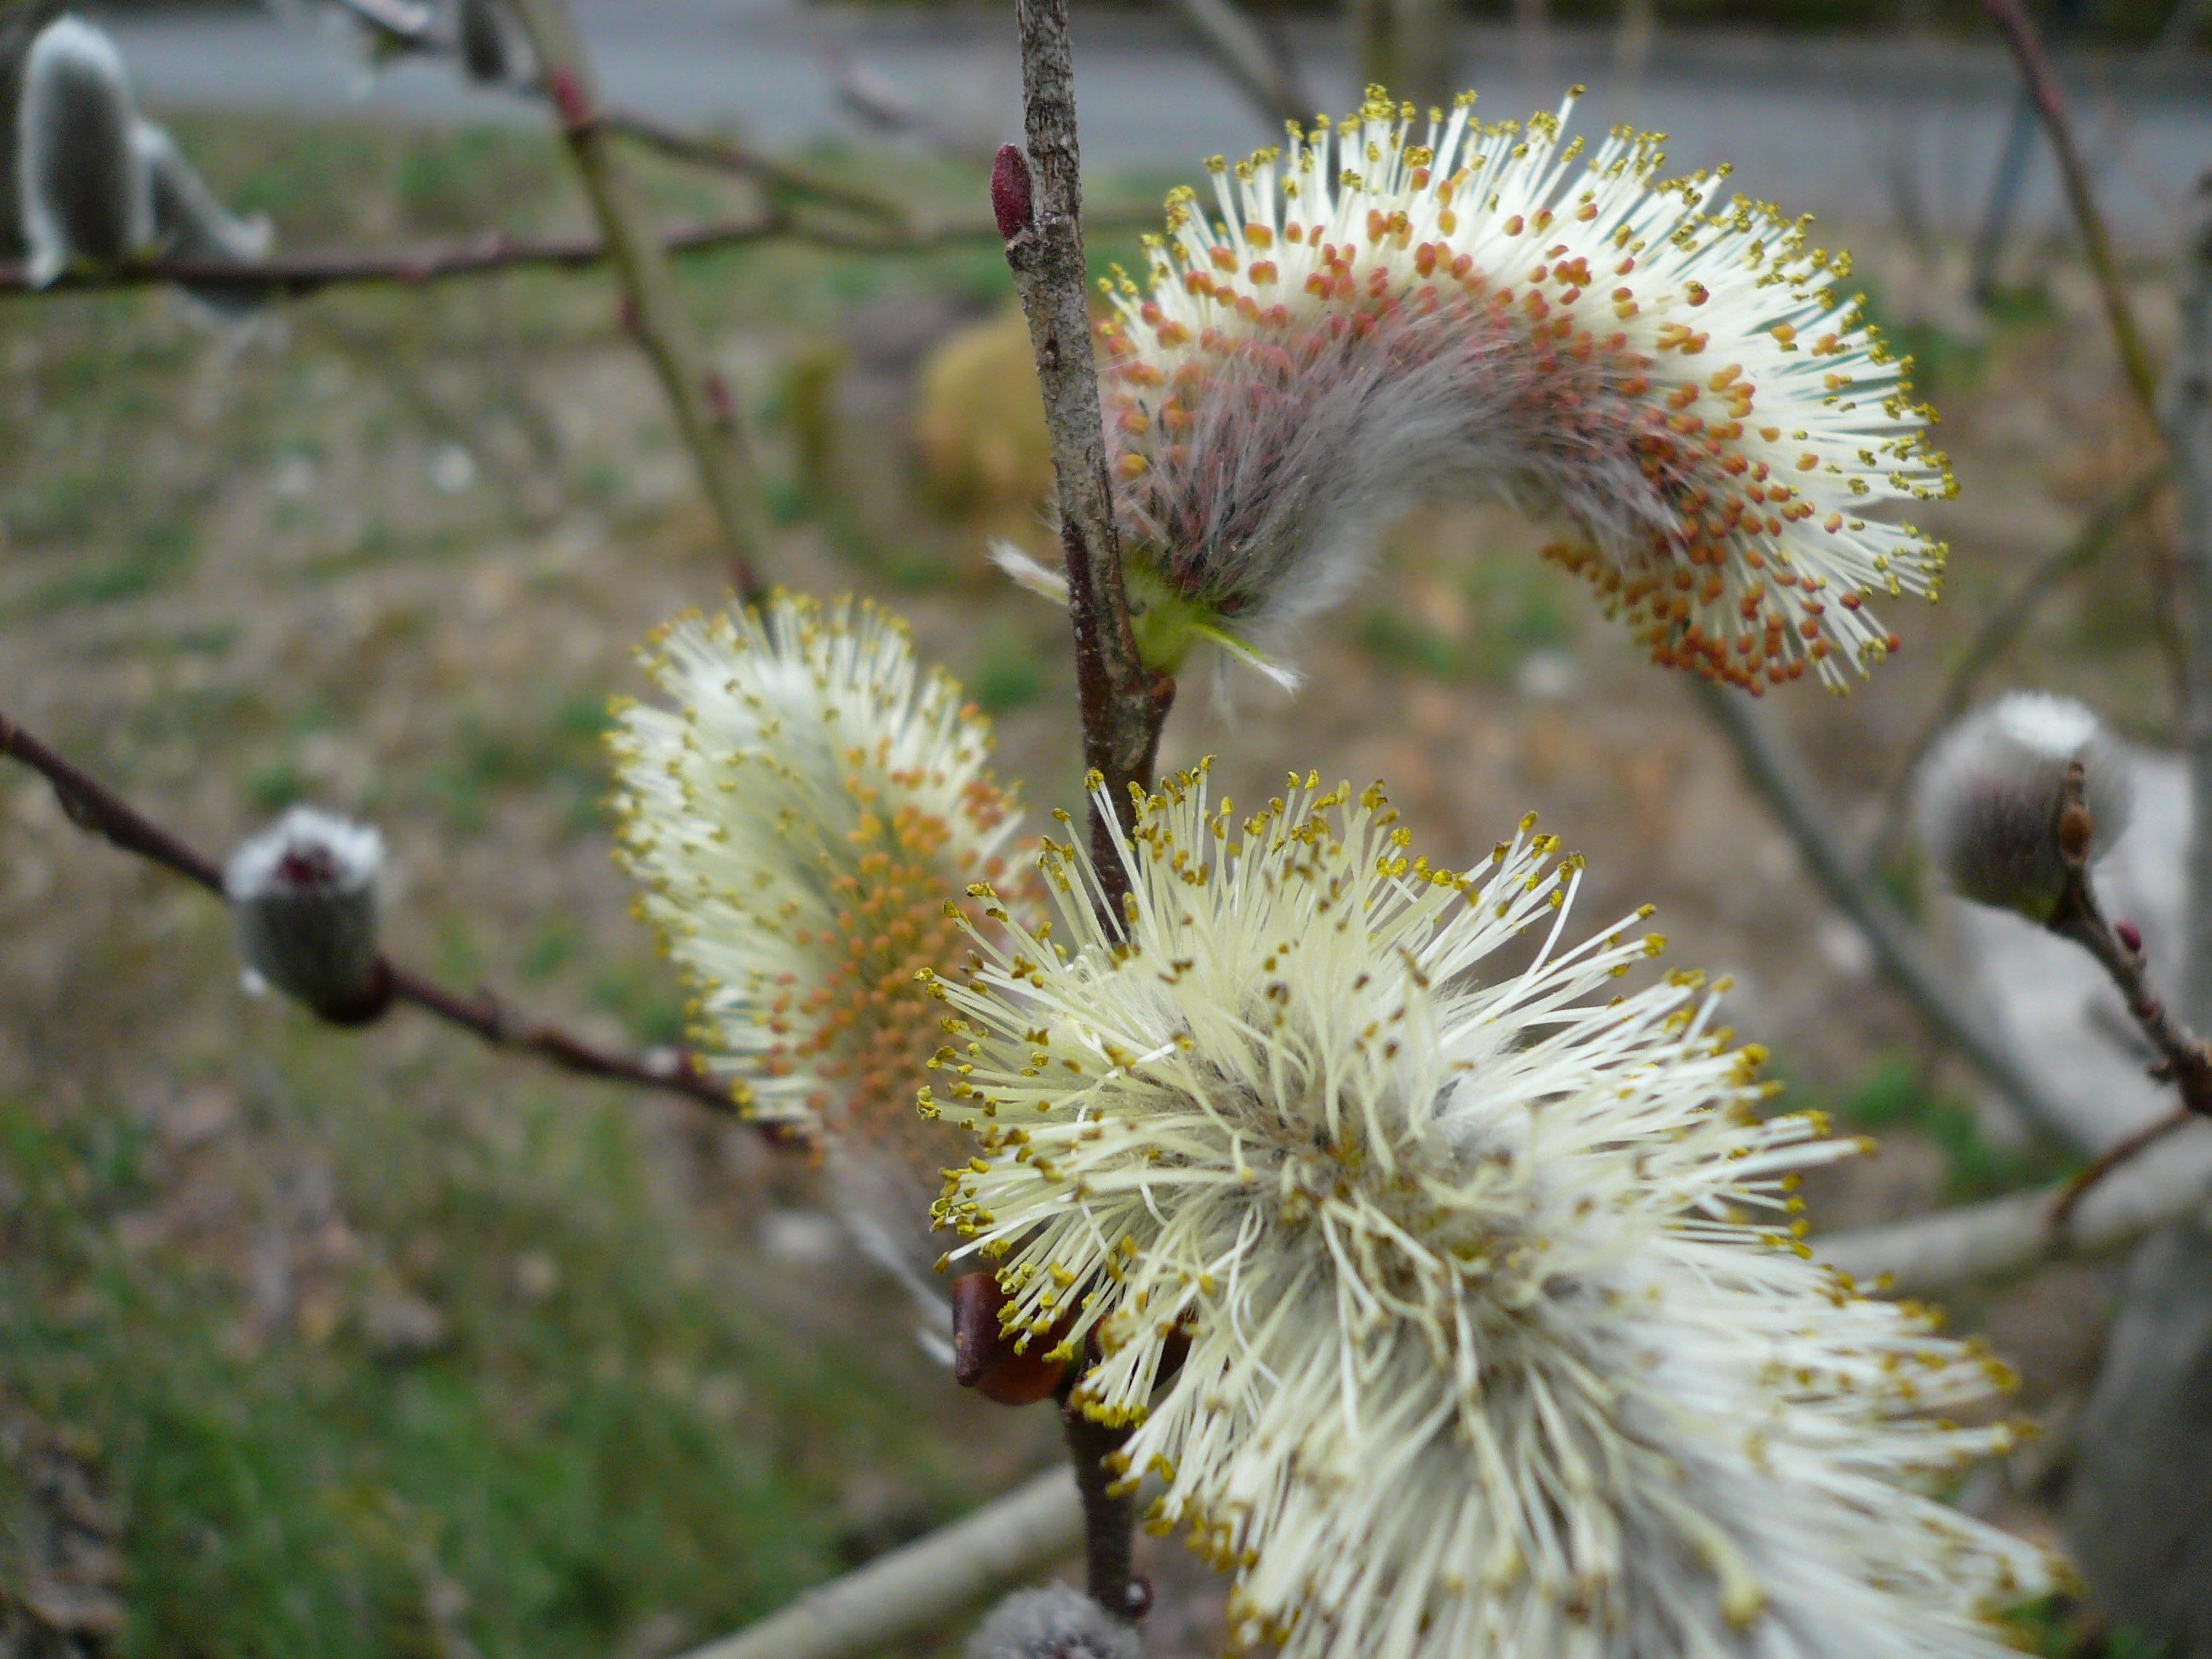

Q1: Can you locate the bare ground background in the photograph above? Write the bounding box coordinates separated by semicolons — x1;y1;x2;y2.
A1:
0;104;2185;1658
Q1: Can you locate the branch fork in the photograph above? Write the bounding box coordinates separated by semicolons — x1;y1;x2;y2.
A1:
2044;760;2212;1228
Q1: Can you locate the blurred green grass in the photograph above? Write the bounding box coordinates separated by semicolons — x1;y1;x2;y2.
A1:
0;1076;935;1659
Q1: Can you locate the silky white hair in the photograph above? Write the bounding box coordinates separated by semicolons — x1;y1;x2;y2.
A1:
1109;296;1671;662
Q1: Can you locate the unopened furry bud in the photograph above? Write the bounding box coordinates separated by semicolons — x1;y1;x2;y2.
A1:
14;16;152;286
1915;691;2133;922
224;806;388;1020
966;1584;1140;1659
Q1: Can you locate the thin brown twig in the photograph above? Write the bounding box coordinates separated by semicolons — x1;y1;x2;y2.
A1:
596;106;911;225
507;0;777;606
0;204;1164;299
2048;1105;2194;1230
984;0;1173;1621
1979;0;2161;422
2044;758;2212;1226
2176;176;2212;1027
0;710;223;890
311;0;914;223
1862;462;2168;875
0;706;786;1135
999;0;1174;916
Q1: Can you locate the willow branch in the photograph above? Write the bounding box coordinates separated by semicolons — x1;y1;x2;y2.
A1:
1692;678;2086;1148
0;710;223;890
1819;1122;2212;1295
999;0;1173;915
2177;177;2212;1032
0;203;1164;299
991;0;1171;1622
1862;463;2168;873
0;707;778;1133
507;0;777;605
2038;760;2212;1221
595;106;909;225
670;1468;1082;1659
1979;0;2160;421
316;0;912;223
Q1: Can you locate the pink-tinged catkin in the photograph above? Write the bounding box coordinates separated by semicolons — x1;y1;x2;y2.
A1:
1097;88;1951;692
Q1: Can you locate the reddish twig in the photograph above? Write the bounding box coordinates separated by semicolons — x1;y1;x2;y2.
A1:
0;706;786;1136
0;207;1065;298
2044;760;2212;1228
1979;0;2160;421
997;0;1174;917
2048;1105;2194;1230
597;106;909;225
0;711;222;890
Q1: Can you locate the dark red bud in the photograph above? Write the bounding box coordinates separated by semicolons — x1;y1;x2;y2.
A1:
274;845;343;889
616;295;638;333
951;1272;1068;1406
544;66;593;131
2118;920;2144;956
992;145;1035;243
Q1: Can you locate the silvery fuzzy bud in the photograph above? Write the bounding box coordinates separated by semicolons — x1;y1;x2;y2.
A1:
14;15;152;287
224;806;389;1020
966;1584;1141;1659
1915;691;2134;922
132;119;274;313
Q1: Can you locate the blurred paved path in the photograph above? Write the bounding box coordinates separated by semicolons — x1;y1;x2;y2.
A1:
98;1;2211;243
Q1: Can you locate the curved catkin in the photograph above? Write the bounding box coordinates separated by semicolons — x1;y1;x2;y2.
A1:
928;766;2053;1659
1100;88;1949;692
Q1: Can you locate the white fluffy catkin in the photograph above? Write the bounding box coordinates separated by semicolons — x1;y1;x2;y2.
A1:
15;15;150;286
966;1585;1141;1659
1916;691;2133;922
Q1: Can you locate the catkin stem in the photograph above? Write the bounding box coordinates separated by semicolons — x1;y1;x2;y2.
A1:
999;0;1174;914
